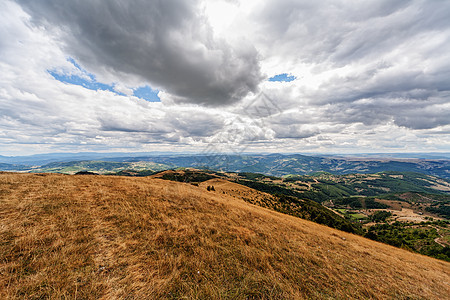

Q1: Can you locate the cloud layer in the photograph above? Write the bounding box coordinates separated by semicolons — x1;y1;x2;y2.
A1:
1;0;449;155
17;0;263;106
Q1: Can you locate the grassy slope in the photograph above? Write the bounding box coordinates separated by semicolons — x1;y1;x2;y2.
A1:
0;173;449;299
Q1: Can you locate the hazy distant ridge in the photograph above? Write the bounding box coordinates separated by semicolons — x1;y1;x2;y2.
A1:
1;153;449;179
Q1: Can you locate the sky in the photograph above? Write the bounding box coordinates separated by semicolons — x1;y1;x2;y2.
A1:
1;0;450;156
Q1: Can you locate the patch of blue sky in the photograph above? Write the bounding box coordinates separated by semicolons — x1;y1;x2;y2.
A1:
48;58;122;95
133;86;160;102
268;73;296;82
49;70;122;94
49;58;160;102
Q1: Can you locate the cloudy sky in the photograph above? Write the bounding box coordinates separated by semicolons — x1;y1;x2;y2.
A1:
1;0;449;156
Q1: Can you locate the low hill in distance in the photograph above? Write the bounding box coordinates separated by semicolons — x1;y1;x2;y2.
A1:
0;163;29;171
178;154;449;178
2;153;449;179
29;160;170;175
1;173;449;299
122;153;450;179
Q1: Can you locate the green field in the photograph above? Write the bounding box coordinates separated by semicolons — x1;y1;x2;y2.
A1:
349;213;367;220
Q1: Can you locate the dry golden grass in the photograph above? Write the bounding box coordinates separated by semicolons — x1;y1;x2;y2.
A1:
0;173;449;299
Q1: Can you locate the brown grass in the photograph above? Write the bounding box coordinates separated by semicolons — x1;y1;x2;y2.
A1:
0;173;449;299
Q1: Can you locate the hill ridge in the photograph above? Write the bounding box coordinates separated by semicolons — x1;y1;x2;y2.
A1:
0;173;449;299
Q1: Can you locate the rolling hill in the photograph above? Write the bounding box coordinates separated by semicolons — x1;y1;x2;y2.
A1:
1;173;449;299
0;163;29;171
234;171;450;202
1;153;449;179
118;154;450;179
30;160;170;175
154;170;361;234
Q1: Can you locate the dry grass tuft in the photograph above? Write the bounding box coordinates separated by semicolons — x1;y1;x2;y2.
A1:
0;173;449;299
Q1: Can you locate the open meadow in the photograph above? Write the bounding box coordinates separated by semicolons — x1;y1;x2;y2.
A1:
0;173;449;299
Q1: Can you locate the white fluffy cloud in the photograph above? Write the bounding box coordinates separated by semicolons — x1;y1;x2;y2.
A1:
0;0;449;155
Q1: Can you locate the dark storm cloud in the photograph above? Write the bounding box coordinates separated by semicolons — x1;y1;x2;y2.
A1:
16;0;263;106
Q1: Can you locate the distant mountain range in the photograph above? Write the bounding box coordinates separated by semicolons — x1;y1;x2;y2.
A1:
0;152;177;165
1;152;449;179
0;163;30;171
